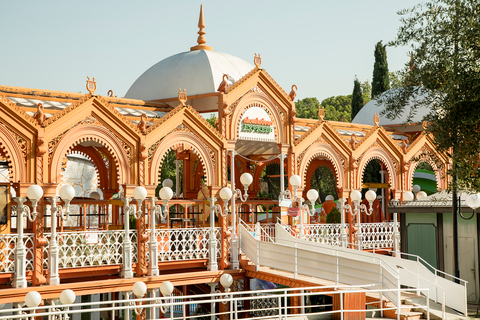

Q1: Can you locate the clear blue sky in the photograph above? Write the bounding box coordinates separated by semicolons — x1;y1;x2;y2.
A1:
0;0;420;102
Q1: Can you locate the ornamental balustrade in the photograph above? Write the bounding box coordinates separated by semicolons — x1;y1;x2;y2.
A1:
145;227;222;262
42;230;138;269
0;233;34;273
302;223;348;246
359;222;398;249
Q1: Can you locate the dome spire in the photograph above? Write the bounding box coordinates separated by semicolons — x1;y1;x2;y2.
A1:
190;5;213;51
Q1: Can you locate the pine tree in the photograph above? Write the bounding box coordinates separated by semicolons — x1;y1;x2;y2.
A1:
351;78;364;120
371;41;390;98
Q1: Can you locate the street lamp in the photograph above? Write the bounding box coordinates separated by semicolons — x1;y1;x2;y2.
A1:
24;290;42;318
48;184;75;285
13;184;43;288
158;281;175;317
288;175;319;239
148;184;173;276
121;186;148;279
207;187;232;271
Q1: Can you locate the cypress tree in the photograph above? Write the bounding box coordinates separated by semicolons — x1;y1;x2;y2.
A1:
371;41;390;98
351;78;364;120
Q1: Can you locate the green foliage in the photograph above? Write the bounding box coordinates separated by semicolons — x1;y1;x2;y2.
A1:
389;71;403;89
380;0;480;191
320;95;352;122
295;97;320;119
326;206;341;223
309;166;338;203
295;96;352;122
351;78;364;120
372;41;390;98
206;114;217;128
361;80;372;105
257;163;287;200
362;159;382;184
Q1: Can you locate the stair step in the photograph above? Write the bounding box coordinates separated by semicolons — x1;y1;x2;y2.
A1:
400;311;424;320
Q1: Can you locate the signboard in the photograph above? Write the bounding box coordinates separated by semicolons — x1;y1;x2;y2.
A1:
239;107;275;142
362;183;390;189
279;199;292;208
85;232;98;244
288;207;300;217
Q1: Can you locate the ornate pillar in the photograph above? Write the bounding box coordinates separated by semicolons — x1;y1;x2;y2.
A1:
33;135;47;286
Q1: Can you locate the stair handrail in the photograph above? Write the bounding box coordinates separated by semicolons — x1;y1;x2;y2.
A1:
390;250;467;286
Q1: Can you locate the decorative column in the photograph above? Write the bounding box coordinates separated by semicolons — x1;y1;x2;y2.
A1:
230;150;239;269
47;197;61;286
208;197;218;271
209;282;217;320
122;197;134;279
175;160;182;197
149;198;159;277
338;198;347;247
279;154;286;198
380;170;386;216
13;198;28;288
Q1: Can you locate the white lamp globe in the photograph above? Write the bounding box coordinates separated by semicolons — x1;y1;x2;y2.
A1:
219;187;233;201
412;185;421;194
59;289;76;305
325;195;335;201
220;273;233;289
289;175;301;188
159;187;173;201
475;194;480;209
132;281;147;298
403;191;414;202
350;190;362;202
240;173;253;187
162;179;174;188
133;186;147;202
466;194;480;210
160;281;174;297
365;190;377;202
25;291;42;308
59;184;75;201
89;191;101;200
416;191;427;200
26;185;43;201
306;189;319;202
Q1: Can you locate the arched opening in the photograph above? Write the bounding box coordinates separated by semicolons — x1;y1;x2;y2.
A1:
257;163;286;201
412;162;437;195
360;158;388;223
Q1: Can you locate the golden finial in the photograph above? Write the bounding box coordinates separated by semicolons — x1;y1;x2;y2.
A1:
254;53;262;68
318;107;325;121
86;76;97;95
374;113;380;126
288;85;297;101
190;5;213;51
178;89;188;106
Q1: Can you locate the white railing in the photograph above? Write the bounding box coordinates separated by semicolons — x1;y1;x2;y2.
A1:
145;227;222;262
43;230;138;269
360;222;397;249
0;285;432;320
302;223;349;246
0;233;35;273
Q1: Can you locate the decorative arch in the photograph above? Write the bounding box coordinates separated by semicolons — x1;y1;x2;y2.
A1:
298;143;345;190
49;125;130;185
357;147;398;190
150;132;215;186
70;145;110;191
230;92;284;144
406;150;444;191
252;158;280;193
0;124;26;182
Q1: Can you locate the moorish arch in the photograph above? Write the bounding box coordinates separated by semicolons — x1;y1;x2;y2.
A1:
149;131;215;186
49;125;131;185
406;150;445;191
298;143;345;190
357;147;398;190
70;145;110;191
0;123;26;182
230;92;285;144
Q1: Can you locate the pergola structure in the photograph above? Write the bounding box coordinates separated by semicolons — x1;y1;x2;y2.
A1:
0;5;451;319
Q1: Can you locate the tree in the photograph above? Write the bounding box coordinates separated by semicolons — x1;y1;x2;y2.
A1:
388;71;403;89
381;0;480;192
372;41;390;98
320;95;352;122
295;97;320;119
351;78;364;120
361;80;372;105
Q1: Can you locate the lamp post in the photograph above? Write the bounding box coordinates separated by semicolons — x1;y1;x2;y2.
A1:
158;281;174;319
287;175;319;239
121;186;147;279
13;184;43;288
148;185;172;277
207;187;232;271
229;151;253;269
48;184;75;286
220;273;234;319
24;290;42;319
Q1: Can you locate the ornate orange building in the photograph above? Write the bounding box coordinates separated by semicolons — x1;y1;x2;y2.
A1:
0;5;450;318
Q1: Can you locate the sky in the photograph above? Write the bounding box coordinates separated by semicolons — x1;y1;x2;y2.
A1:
0;0;421;103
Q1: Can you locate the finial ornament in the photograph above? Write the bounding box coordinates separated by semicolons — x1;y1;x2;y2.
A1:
217;74;229;92
108;90;114;97
137;114;147;134
33;103;46;126
318;107;325;121
288;85;297;101
373;113;380;126
178;89;188;106
254;53;262;68
350;134;357;150
190;5;213;51
86;76;97;95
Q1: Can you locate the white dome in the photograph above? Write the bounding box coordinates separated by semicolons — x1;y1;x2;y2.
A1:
352;87;432;126
125;50;254;101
